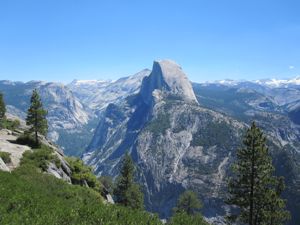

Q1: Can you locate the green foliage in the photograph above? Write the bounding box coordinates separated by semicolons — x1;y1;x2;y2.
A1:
20;145;60;171
26;89;48;145
66;157;101;191
0;165;162;225
173;190;202;216
114;153;144;210
0;151;11;164
15;133;38;148
227;122;290;225
123;183;144;210
168;211;209;225
2;119;20;131
169;190;209;225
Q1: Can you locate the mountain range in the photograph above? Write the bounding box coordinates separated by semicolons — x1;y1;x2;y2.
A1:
1;60;300;224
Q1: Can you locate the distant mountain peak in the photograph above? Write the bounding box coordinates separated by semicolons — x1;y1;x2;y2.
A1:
254;76;300;87
140;59;198;104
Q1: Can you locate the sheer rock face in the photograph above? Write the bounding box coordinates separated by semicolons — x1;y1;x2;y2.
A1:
140;60;198;105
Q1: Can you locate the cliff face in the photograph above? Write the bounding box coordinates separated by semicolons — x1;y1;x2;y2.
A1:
140;60;198;105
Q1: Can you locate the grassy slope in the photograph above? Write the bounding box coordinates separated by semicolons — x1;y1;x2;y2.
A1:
0;165;162;225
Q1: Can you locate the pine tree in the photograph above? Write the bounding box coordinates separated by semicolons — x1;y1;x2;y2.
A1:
26;89;48;146
170;190;208;225
114;152;144;209
0;92;6;129
173;190;202;215
227;122;290;225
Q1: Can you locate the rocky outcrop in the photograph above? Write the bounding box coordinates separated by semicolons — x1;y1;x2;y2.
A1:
0;129;31;170
0;126;72;183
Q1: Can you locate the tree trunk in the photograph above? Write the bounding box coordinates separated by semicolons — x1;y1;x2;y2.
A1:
35;130;38;146
35;111;38;146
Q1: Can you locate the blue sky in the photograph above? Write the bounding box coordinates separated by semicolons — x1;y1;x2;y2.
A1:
0;0;300;83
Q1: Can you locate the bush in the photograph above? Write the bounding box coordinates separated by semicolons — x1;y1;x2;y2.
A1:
20;145;60;171
66;157;101;191
2;119;20;131
0;151;11;164
16;133;39;148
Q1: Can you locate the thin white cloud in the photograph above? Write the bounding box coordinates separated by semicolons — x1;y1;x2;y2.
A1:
289;65;295;70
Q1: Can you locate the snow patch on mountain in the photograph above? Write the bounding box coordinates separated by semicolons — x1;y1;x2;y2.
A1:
255;77;300;87
203;76;300;88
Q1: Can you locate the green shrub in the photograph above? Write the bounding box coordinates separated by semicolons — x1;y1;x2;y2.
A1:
20;145;60;171
16;133;39;148
0;151;11;164
66;157;101;191
2;119;20;131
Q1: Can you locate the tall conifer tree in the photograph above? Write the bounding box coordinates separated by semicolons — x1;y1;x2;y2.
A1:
227;122;289;225
173;190;202;216
170;190;208;225
114;152;144;209
26;89;48;146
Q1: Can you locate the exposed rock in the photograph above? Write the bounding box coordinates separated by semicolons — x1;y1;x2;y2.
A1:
0;157;10;172
47;162;71;183
140;60;198;105
105;194;114;204
0;129;31;170
0;124;72;183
